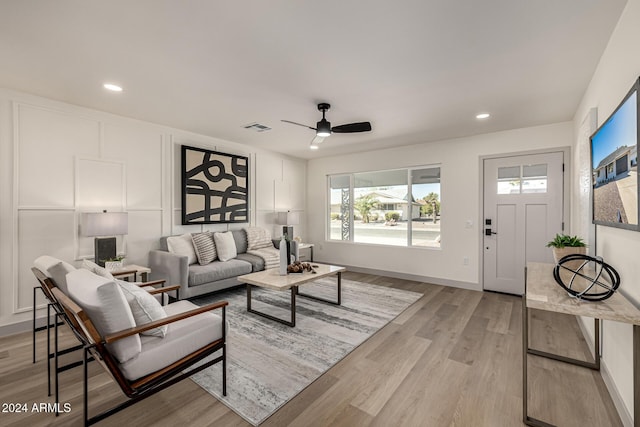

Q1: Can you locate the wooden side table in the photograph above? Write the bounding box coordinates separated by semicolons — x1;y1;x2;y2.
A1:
111;264;151;282
298;243;314;262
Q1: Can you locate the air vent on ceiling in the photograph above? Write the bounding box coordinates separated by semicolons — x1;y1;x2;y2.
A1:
243;122;272;132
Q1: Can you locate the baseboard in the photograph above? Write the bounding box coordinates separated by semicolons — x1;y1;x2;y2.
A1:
0;316;50;338
577;317;633;427
339;264;480;291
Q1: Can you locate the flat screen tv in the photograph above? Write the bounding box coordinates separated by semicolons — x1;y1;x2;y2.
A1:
591;77;640;231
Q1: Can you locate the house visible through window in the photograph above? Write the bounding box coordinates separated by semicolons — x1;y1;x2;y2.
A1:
328;166;441;248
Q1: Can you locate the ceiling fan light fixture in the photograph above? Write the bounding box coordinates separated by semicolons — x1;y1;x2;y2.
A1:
316;119;331;137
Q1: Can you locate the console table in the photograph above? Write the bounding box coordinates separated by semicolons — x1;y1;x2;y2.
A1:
523;262;640;426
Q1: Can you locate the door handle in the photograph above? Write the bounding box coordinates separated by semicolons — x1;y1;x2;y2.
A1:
485;229;498;236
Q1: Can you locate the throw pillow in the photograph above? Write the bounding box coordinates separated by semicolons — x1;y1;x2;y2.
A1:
191;231;217;265
82;259;115;280
116;280;168;338
167;233;197;265
66;269;141;363
213;231;237;262
246;227;273;250
33;255;77;294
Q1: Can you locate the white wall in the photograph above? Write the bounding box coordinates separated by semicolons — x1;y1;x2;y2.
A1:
307;122;572;289
572;0;640;424
0;88;306;334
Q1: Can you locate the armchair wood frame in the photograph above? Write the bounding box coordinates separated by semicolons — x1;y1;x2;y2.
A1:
31;267;181;409
51;286;227;426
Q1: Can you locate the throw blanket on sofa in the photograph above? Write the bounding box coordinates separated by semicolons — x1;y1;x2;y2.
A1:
246;227;279;269
247;247;280;270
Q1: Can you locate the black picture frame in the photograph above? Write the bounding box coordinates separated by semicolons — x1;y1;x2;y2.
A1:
181;145;249;224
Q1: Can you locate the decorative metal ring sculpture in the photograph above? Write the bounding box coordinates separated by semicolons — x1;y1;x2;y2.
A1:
552;254;620;301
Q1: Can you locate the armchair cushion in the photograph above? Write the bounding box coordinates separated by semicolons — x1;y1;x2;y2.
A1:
213;231;237;262
167;233;197;265
116;279;168;338
191;231;217;265
66;269;141;363
118;300;224;381
33;255;77;294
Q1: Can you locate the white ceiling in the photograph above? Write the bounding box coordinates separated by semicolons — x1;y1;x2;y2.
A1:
0;1;627;159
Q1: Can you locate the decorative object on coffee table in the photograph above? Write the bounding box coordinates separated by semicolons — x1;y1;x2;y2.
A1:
546;233;587;264
552;254;620;301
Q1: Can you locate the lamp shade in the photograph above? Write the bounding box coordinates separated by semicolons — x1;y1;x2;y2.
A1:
81;212;128;237
278;211;299;225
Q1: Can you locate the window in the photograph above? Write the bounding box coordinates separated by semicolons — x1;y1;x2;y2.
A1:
497;164;548;194
328;166;441;248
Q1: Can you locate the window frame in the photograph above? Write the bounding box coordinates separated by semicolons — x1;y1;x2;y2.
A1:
326;165;441;249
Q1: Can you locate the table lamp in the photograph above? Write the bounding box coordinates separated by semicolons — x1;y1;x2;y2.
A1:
277;211;299;241
81;211;128;266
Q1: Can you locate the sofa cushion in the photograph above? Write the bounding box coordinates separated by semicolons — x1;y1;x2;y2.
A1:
214;231;237;262
232;229;248;254
116;279;168;338
188;259;252;287
33;255;77;294
235;253;266;271
166;234;197;265
66;269;141;363
118;300;224;381
191;231;217;265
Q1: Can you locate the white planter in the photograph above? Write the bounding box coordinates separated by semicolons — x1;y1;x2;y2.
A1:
552;246;586;268
104;261;124;271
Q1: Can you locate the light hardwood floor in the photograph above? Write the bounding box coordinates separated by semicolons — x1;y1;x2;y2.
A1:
0;272;622;426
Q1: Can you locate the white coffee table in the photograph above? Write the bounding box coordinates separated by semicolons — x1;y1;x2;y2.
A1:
238;263;346;327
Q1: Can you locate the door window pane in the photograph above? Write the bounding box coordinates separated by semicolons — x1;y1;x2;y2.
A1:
497;166;521;194
522;164;548;193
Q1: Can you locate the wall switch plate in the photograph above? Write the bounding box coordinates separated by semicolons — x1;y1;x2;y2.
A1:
465;220;473;228
463;257;469;265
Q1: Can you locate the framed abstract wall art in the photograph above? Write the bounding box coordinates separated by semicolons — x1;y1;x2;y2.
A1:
181;145;249;224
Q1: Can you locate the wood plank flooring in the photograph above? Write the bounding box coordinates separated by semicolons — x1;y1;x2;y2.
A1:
0;272;622;426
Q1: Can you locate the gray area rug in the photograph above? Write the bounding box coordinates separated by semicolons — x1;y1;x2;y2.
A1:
190;277;422;426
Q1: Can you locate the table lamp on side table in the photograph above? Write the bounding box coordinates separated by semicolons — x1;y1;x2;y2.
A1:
81;210;128;267
278;210;299;241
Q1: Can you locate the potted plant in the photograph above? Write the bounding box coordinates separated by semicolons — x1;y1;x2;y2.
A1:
546;234;587;264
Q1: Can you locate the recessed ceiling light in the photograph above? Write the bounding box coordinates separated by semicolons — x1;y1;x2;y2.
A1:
476;113;490;119
103;83;123;92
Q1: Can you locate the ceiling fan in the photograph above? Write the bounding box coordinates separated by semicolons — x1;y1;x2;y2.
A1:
281;103;372;148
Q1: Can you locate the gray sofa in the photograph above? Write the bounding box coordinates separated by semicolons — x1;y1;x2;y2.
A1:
148;229;292;299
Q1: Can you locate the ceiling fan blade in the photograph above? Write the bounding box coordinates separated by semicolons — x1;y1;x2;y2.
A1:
331;122;372;133
281;119;316;130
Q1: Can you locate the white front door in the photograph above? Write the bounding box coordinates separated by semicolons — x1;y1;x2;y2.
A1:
483;152;564;294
